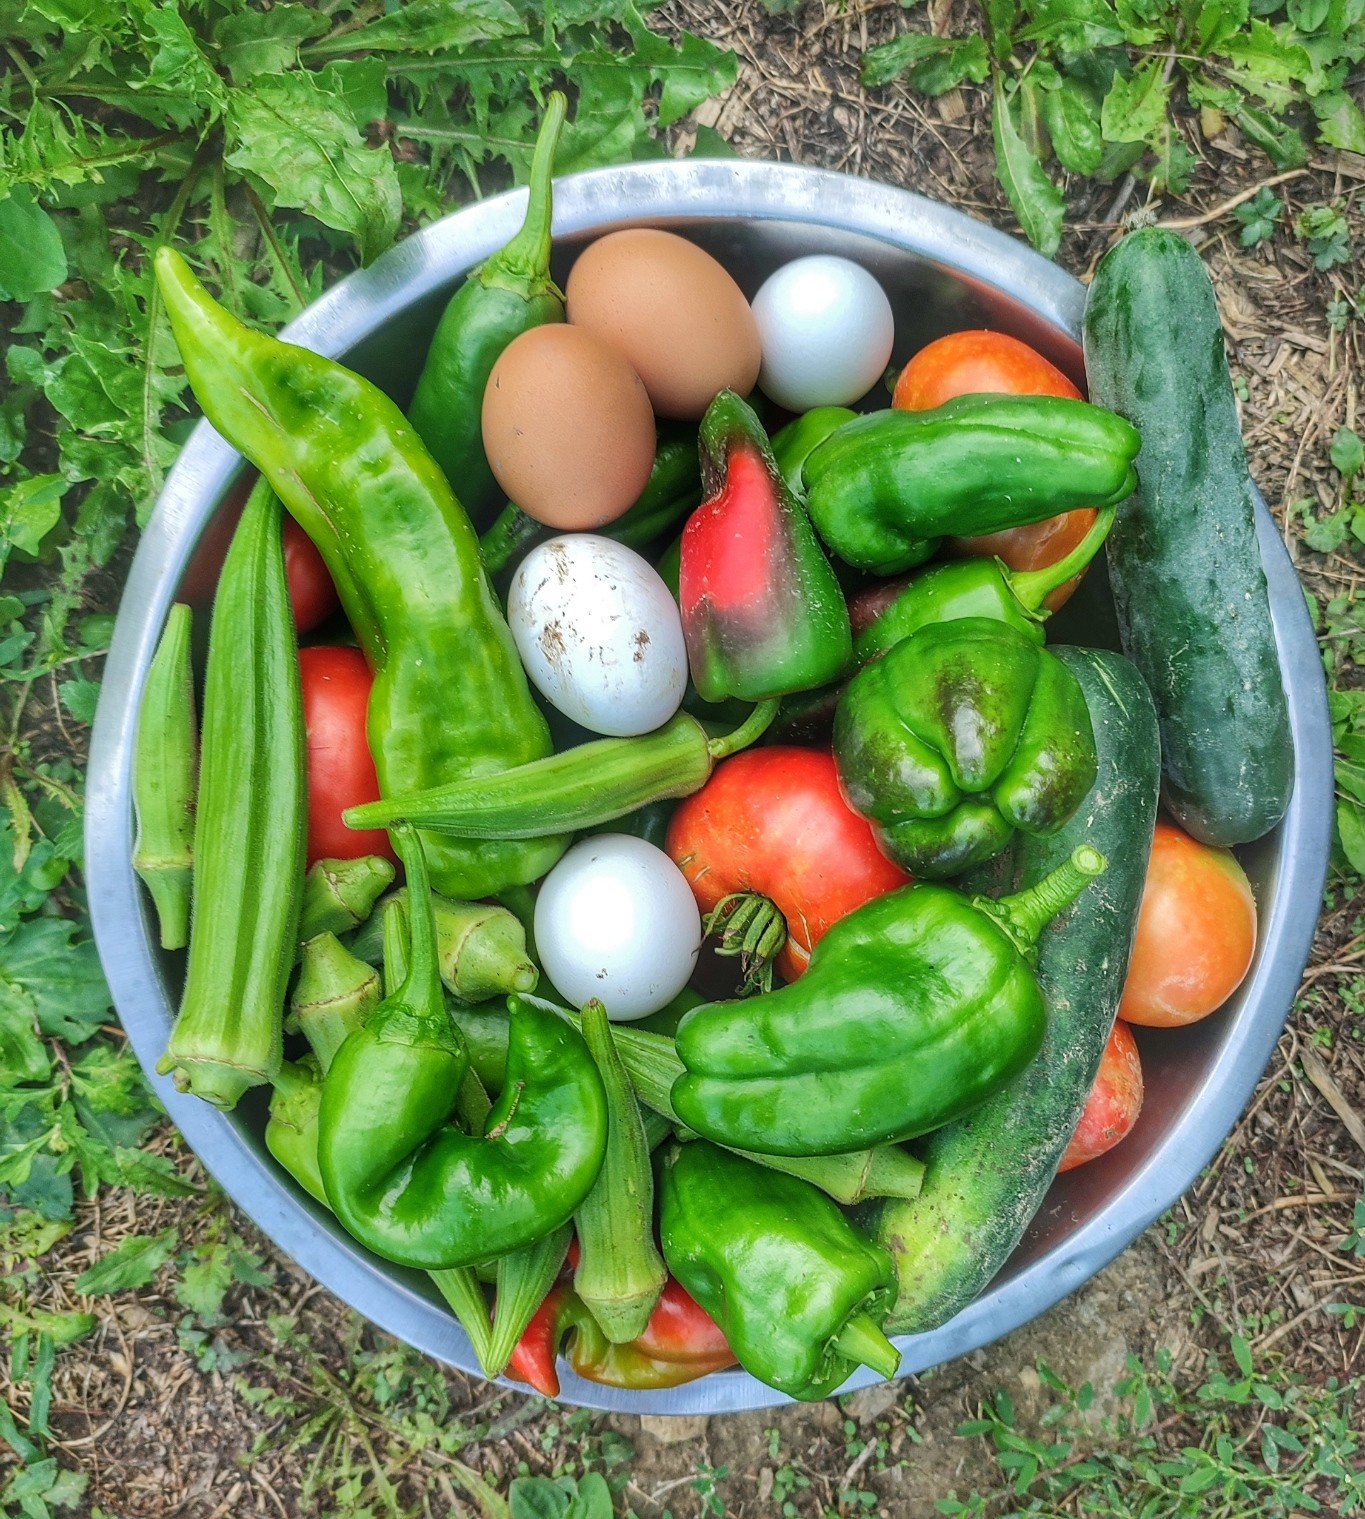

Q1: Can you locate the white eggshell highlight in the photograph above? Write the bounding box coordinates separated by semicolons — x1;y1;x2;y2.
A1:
508;535;688;737
752;255;896;412
533;835;702;1020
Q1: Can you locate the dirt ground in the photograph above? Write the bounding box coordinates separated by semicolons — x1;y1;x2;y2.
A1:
7;3;1364;1515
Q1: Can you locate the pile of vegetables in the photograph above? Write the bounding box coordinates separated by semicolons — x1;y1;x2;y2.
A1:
128;97;1290;1403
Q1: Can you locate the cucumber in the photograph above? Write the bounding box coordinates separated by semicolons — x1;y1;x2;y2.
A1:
1083;227;1292;846
866;648;1159;1334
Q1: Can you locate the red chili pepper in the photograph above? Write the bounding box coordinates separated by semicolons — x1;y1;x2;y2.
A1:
679;390;851;704
504;1274;736;1397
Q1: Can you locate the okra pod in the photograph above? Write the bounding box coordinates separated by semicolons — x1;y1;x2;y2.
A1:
157;480;306;1108
292;932;381;1072
573;1000;667;1343
132;602;197;950
297;855;396;945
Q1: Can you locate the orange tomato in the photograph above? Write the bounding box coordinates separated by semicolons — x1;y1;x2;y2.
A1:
1117;822;1257;1028
1058;1020;1143;1173
892;329;1094;610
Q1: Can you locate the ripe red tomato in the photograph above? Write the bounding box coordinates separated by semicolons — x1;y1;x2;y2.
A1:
892;329;1094;610
283;516;341;635
299;646;393;866
891;329;1082;410
665;747;909;983
1118;822;1257;1028
1058;1020;1143;1173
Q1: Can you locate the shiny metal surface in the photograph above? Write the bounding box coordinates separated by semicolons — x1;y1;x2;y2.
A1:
87;160;1334;1414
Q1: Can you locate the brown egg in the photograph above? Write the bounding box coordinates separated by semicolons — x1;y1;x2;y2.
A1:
565;228;762;420
481;325;656;530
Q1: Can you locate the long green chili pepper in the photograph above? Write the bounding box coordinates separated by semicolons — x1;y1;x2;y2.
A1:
132;602;197;951
342;701;779;840
157;480;305;1108
154;248;565;901
317;826;608;1271
573;1000;667;1344
407;93;568;528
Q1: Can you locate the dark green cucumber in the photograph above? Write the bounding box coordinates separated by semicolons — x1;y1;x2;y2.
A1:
1083;227;1292;846
865;648;1159;1334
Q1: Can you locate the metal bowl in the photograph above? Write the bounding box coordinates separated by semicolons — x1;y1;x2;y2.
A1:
87;160;1334;1413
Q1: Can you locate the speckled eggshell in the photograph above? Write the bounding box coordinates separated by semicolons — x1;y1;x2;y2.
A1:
565;228;762;420
481;324;656;530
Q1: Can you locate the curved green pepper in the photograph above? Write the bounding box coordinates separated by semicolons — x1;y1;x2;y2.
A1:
154;248;565;901
657;1141;900;1401
855;502;1117;662
407;93;567;528
802;393;1141;575
671;846;1105;1157
834;617;1098;879
317;825;607;1271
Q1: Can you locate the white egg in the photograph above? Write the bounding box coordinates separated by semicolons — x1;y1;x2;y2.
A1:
534;835;702;1020
507;535;688;737
751;255;896;412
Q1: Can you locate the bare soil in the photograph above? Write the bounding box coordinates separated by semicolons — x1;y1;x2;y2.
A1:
5;3;1363;1516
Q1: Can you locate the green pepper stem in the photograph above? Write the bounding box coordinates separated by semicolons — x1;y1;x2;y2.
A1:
388;824;445;1020
977;844;1107;956
706;698;780;761
832;1313;900;1382
478;502;543;576
1009;503;1117;614
481;91;567;297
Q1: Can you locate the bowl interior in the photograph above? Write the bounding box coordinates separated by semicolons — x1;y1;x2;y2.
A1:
90;162;1330;1413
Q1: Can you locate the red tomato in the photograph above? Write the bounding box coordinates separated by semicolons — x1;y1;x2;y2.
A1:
283;516;341;635
1118;822;1257;1028
665;747;909;983
892;329;1082;410
1058;1020;1143;1173
299;646;393;866
892;329;1093;610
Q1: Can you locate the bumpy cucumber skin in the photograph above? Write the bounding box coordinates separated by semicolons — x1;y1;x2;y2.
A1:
1083;227;1292;846
866;648;1159;1335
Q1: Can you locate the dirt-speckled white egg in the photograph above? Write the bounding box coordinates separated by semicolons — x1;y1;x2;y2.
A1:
507;535;688;737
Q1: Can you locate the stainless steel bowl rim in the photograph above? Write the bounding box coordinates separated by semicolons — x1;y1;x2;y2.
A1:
86;159;1333;1415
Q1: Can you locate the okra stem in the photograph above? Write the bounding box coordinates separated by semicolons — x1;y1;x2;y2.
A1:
132;602;197;950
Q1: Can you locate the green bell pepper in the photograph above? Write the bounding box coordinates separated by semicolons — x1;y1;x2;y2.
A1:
834;617;1099;878
671;846;1106;1156
657;1141;900;1401
801;393;1140;575
316;824;607;1271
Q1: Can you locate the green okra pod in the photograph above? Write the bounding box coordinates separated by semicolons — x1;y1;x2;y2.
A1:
298;855;396;945
573;1000;667;1343
487;1223;573;1377
132;602;197;950
292;932;382;1073
158;481;306;1108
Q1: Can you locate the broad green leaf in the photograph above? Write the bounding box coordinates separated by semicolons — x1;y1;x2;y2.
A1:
319;58;391;129
1287;0;1332;29
57;676;101;725
177;1241;235;1322
0;981;49;1085
0;1300;96;1344
690;124;738;158
1195;0;1251;51
1222;20;1315;85
1016;0;1126;51
622;4;740;127
1313;90;1365;152
304;0;522;57
1331;426;1364;481
1114;0;1169;43
1152;121;1200;192
983;0;1020;58
1234;102;1310;165
1040;78;1105;174
0;918;111;1043
862;34;989;95
0;189;67;301
0;474;64;569
74;1227;179;1294
1101;57;1172;142
993;87;1065;256
1338;798;1365;874
225;73;402;264
211;5;330;84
